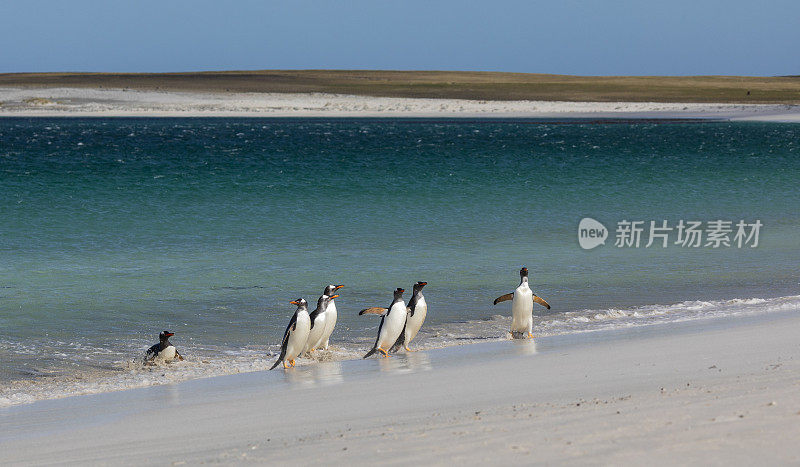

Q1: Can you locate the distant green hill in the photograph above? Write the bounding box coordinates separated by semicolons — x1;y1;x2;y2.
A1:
1;70;798;103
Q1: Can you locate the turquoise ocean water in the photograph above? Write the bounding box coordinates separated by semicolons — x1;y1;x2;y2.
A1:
1;118;798;405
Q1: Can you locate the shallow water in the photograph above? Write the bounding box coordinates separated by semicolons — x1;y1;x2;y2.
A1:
1;118;798;405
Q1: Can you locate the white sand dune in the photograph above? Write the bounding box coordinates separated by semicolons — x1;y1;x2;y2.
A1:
1;87;799;120
2;310;799;464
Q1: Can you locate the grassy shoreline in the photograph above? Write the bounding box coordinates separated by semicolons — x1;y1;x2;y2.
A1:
1;70;799;103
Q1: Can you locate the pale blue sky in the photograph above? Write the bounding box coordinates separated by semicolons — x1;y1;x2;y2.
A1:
1;0;798;76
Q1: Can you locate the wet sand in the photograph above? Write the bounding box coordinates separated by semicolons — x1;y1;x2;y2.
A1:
2;310;799;465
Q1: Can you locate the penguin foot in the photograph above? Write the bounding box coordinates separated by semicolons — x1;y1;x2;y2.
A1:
404;346;414;352
527;332;535;339
289;359;296;367
378;348;390;357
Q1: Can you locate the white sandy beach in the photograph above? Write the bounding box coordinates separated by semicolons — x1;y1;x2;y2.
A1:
2;87;799;121
2;85;799;465
2;310;799;465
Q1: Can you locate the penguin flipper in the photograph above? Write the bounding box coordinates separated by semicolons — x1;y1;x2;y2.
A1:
364;316;387;358
270;315;295;370
269;351;285;370
493;293;514;305
533;295;551;310
309;302;326;328
389;325;407;353
407;294;419;317
144;343;160;362
359;307;388;316
270;340;288;370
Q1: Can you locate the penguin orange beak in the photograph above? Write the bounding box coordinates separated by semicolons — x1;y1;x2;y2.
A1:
330;294;340;299
419;281;427;286
290;300;300;305
334;285;344;290
165;332;174;337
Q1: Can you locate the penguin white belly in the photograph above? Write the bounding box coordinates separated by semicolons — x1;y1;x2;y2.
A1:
286;313;311;361
304;312;327;353
158;345;177;362
377;302;406;350
321;301;337;349
511;285;534;334
405;297;427;345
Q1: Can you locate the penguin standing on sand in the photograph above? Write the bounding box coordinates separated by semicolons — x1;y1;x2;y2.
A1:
319;284;344;350
390;281;428;353
270;298;311;370
145;331;184;363
493;267;551;339
303;293;339;354
360;287;407;358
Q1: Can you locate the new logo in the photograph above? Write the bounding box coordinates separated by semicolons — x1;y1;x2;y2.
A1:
578;218;608;249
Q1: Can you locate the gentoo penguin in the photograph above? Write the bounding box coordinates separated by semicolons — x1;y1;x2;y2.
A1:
145;331;184;363
493;267;551;338
303;293;339;354
360;287;407;358
270;298;311;370
319;284;344;350
390;281;428;353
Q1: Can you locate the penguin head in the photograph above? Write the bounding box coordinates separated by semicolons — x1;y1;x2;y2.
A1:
324;284;343;296
413;281;427;292
290;298;308;308
319;293;338;307
519;267;529;278
159;331;174;341
394;287;405;299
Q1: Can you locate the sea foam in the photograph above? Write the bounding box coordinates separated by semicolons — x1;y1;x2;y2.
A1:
2;294;798;408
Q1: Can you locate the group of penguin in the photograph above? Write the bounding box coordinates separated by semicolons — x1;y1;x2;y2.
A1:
145;267;550;370
271;280;429;369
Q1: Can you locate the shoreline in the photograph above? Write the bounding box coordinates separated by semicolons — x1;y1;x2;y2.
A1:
2;294;799;409
3;309;800;464
2;87;799;121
